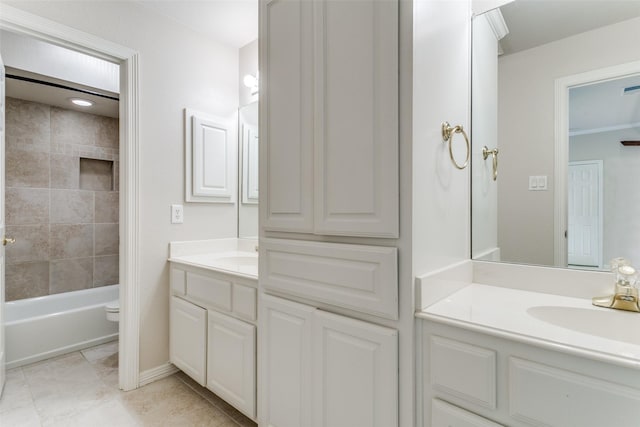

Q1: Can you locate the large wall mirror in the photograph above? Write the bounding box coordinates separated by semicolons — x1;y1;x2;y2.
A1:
471;0;640;271
238;101;259;238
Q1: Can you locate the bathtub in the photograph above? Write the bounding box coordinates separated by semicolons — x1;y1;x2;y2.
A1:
5;284;119;369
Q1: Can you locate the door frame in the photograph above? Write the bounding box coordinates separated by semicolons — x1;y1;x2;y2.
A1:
0;5;141;391
553;60;640;268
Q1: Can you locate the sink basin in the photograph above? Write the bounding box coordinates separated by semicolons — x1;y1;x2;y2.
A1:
527;306;640;345
214;256;258;266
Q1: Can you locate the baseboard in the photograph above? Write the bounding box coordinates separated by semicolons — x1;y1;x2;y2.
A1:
138;362;179;387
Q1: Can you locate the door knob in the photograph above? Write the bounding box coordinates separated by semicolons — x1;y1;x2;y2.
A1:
3;237;16;246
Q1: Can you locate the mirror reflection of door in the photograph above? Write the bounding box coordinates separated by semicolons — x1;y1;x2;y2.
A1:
567;161;602;269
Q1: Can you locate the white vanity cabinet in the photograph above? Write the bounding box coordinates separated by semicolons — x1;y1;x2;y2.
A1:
169;263;257;420
261;294;398;427
260;0;399;238
421;319;640;427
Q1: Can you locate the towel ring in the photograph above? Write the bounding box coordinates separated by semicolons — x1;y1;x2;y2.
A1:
441;122;470;170
482;146;499;181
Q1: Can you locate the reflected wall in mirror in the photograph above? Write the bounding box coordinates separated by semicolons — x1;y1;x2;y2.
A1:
471;0;640;270
238;101;259;238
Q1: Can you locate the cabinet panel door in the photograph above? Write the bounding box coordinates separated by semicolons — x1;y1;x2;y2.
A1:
169;296;206;386
260;295;314;427
206;310;256;419
312;310;398;427
313;0;399;238
261;0;314;232
432;399;503;427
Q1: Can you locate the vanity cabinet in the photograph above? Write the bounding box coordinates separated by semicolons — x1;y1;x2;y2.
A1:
169;264;257;420
260;0;399;238
261;294;399;427
422;319;640;427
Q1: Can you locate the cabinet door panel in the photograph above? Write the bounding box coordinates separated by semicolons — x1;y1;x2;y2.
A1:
206;310;256;419
261;295;314;427
312;310;398;427
261;0;314;232
314;0;398;237
432;399;503;427
169;296;206;386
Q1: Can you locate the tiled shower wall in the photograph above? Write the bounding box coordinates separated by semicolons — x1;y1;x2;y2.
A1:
5;97;119;301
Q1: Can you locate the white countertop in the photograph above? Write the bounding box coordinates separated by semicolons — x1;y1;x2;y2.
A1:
169;251;258;279
417;284;640;369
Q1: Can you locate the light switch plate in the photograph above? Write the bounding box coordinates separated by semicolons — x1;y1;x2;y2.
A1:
529;175;548;191
171;204;184;224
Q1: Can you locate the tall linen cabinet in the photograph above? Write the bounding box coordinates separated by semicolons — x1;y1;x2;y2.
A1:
258;0;408;426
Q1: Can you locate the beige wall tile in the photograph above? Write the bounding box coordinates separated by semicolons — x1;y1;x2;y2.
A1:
6;225;49;263
6;149;50;188
51;154;80;189
51;107;99;146
5;97;51;153
50;258;93;294
5;261;49;301
95;117;119;149
94;255;119;286
95;192;119;223
6;188;49;226
80;158;113;191
50;224;94;260
50;190;94;224
95;223;119;256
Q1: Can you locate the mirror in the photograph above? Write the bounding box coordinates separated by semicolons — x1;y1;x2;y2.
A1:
238;101;259;238
471;0;640;270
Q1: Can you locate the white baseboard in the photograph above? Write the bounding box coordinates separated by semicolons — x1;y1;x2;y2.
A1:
138;363;179;387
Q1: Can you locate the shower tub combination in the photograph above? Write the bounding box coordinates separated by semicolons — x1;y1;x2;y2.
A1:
5;284;119;369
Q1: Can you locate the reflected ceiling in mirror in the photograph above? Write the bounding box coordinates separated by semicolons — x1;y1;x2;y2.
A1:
471;0;640;271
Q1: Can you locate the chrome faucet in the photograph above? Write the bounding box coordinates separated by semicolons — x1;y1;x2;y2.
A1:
592;260;640;313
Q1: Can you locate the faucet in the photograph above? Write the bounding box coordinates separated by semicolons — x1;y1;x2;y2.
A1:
592;260;640;313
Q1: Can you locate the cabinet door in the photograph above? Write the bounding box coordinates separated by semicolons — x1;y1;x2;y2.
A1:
206;310;256;419
313;0;399;238
312;310;398;427
260;295;314;427
170;296;207;386
261;0;314;232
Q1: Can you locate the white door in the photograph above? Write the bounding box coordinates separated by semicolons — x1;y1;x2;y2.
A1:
312;310;398;427
169;296;207;386
206;310;256;420
0;53;6;397
568;161;603;268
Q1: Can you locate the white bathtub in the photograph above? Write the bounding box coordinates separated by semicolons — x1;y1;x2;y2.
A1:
5;284;119;369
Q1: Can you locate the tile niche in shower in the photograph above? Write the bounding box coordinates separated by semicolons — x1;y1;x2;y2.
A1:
5;97;120;301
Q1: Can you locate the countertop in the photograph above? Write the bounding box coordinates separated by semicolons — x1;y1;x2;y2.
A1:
169;250;258;279
417;283;640;369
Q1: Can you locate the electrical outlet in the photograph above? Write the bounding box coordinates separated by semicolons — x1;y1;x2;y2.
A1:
171;204;184;224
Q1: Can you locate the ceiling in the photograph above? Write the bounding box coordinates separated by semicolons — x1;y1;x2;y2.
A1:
569;74;640;134
498;0;640;56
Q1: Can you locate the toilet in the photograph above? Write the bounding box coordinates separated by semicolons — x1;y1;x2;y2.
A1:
105;300;120;322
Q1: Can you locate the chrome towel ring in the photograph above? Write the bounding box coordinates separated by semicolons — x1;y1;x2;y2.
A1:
441;122;470;170
482;146;499;181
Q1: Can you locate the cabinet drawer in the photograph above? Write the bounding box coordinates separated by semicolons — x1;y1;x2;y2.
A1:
432;399;502;427
233;284;256;321
509;357;640;427
261;238;398;319
186;272;232;311
430;336;496;409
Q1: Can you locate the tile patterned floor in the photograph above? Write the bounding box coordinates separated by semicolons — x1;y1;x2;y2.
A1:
0;341;257;427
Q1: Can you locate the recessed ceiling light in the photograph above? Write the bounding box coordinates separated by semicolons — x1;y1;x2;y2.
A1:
70;98;94;107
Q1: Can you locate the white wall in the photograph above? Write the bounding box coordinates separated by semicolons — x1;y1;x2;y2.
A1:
3;0;240;372
413;0;471;278
497;16;640;266
471;13;499;260
570;127;640;266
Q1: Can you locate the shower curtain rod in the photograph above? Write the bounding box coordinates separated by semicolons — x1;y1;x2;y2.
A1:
6;73;120;101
